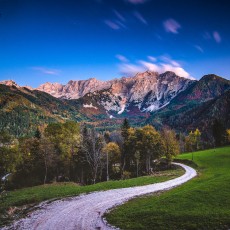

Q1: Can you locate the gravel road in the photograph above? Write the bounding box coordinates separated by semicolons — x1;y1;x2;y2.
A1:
3;163;197;230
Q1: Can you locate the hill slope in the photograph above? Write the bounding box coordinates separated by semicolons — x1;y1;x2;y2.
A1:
0;83;87;136
106;146;230;229
147;74;230;139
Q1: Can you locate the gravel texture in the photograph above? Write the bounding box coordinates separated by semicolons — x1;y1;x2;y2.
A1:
3;163;197;230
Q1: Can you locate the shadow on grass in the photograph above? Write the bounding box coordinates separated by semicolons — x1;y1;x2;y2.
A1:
174;158;198;169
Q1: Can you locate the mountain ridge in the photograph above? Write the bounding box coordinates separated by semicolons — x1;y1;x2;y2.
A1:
36;71;195;115
36;71;194;99
1;71;195;115
0;72;229;140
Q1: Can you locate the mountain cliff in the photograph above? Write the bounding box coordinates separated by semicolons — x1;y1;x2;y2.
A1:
37;71;194;115
37;78;109;99
146;74;230;140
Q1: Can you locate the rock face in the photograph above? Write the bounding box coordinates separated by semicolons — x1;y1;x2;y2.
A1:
0;72;195;116
0;80;20;88
146;74;230;140
37;78;111;99
37;71;195;114
0;80;34;90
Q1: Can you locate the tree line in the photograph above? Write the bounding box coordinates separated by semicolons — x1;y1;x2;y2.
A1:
1;119;229;189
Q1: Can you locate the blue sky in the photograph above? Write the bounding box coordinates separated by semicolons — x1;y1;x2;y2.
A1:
0;0;229;87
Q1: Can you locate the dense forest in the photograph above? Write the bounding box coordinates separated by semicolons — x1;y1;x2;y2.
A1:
1;119;229;190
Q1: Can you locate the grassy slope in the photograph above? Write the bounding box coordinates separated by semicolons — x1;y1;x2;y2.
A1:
106;146;230;230
0;168;183;226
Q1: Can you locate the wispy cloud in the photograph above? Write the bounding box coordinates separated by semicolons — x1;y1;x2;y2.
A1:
161;64;191;79
31;67;60;75
194;45;204;53
163;19;181;34
116;54;129;62
104;20;120;30
119;63;144;76
213;31;221;43
139;61;160;72
133;11;147;25
115;20;126;29
203;31;222;43
148;56;157;62
160;55;180;67
203;31;212;40
113;10;126;22
118;55;193;79
126;0;147;4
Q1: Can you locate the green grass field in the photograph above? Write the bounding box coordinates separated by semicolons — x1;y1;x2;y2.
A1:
106;146;230;229
0;168;183;226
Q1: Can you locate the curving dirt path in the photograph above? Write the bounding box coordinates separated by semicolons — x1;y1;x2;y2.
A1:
3;163;197;230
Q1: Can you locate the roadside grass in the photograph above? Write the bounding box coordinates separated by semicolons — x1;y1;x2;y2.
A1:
0;167;183;226
106;146;230;229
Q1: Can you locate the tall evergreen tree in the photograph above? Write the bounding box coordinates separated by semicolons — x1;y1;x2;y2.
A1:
34;127;41;139
212;119;225;147
121;118;130;173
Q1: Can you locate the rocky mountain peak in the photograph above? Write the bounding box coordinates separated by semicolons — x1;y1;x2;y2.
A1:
37;82;63;95
134;71;159;79
200;74;228;82
34;71;195;115
0;80;19;88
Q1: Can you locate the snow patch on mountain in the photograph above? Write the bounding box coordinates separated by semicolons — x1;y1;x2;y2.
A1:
83;103;98;110
118;105;125;114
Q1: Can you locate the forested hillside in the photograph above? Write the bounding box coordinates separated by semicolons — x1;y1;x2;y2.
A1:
147;75;230;145
0;84;87;136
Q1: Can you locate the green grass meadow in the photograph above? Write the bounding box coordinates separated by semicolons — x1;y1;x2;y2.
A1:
106;146;230;229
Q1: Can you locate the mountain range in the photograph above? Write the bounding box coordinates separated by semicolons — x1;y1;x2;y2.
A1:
0;71;229;141
37;71;193;114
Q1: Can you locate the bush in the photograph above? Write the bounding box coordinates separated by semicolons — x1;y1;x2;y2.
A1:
122;171;131;180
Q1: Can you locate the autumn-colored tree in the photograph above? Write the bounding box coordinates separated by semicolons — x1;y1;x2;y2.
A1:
39;137;56;184
136;125;164;174
127;127;138;175
186;129;201;151
162;127;180;164
226;129;230;143
102;142;121;181
0;131;19;179
194;128;201;150
185;129;201;160
44;121;81;180
12;137;44;188
62;121;81;179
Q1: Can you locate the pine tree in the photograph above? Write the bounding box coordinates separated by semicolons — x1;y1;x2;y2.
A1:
34;127;41;139
212;119;225;147
121;118;130;173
